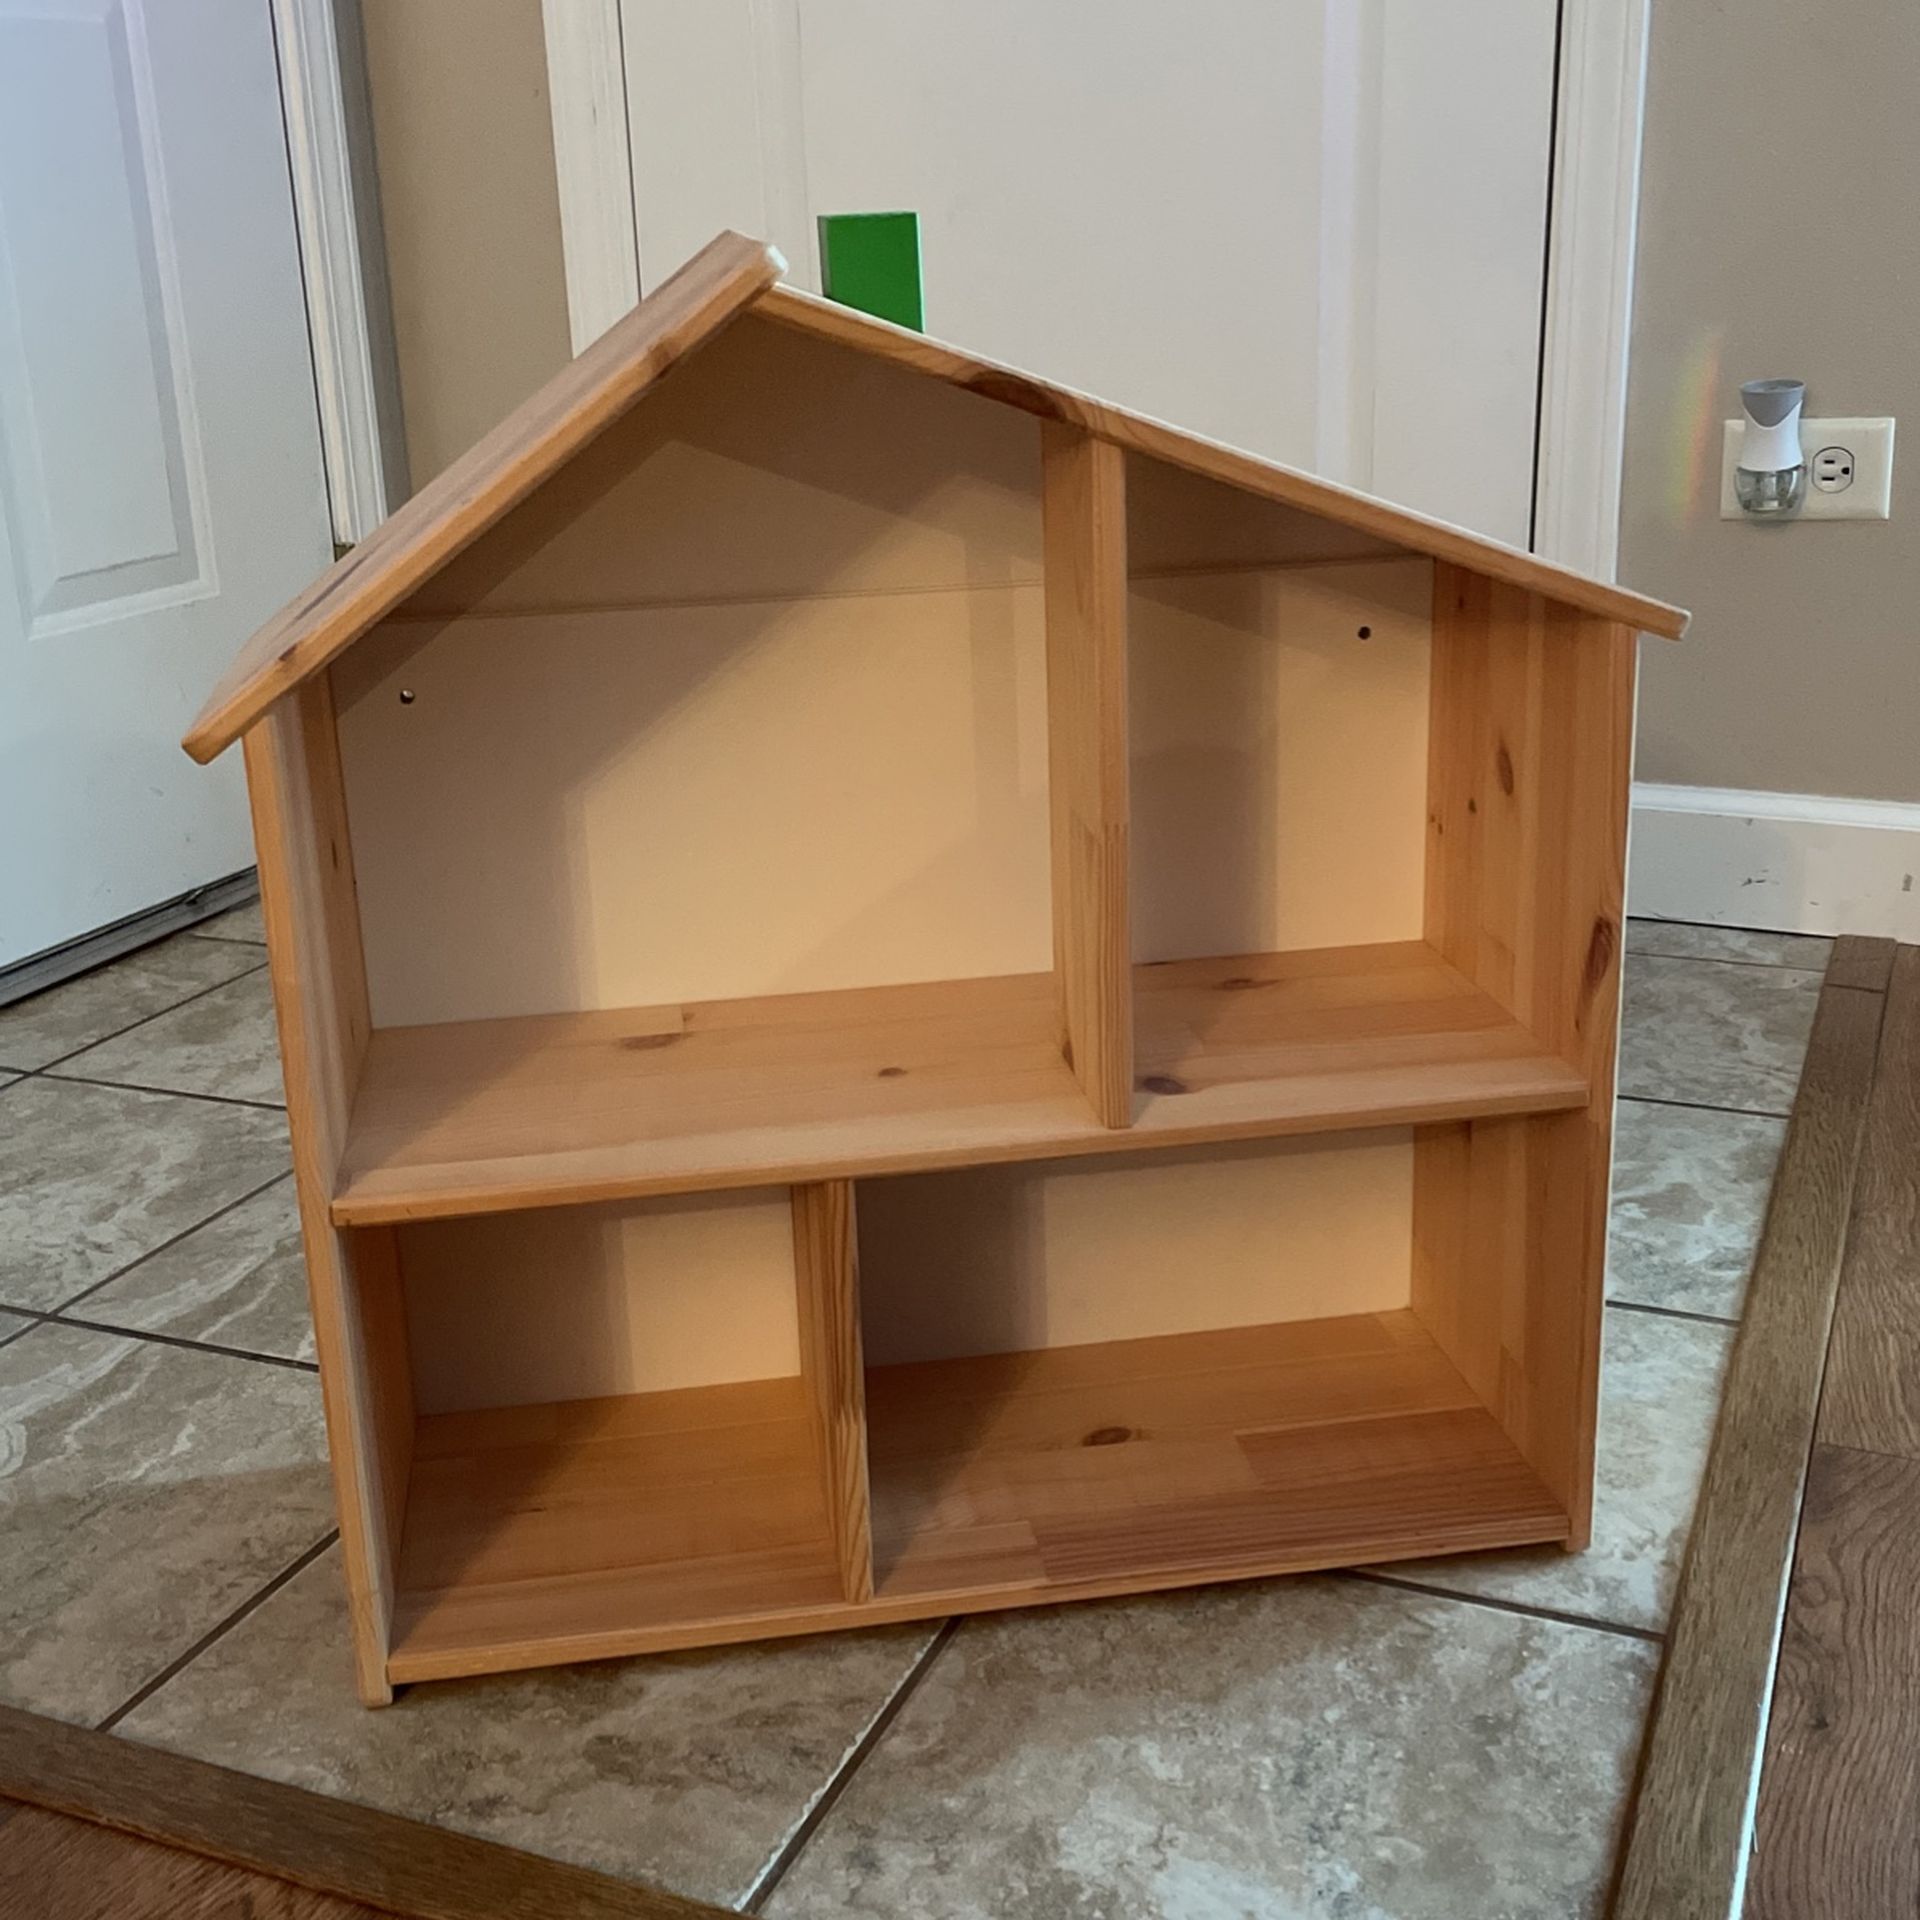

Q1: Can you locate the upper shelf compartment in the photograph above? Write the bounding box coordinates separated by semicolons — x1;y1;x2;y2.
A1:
330;941;1583;1225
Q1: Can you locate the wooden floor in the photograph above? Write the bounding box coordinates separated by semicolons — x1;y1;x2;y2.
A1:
0;1704;722;1919
1612;936;1920;1920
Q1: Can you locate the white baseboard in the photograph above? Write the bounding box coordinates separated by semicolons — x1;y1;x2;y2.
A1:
1629;782;1920;940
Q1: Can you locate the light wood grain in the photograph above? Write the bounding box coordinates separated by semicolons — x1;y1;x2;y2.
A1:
756;284;1688;641
384;1310;1564;1683
791;1180;874;1602
330;943;1587;1226
244;681;411;1706
184;232;785;762
0;1704;722;1919
868;1309;1563;1597
1748;1442;1920;1920
1611;969;1887;1920
1818;942;1920;1458
1042;425;1133;1125
1414;580;1635;1536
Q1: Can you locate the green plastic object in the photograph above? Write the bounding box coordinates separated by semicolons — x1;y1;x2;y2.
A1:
817;211;923;331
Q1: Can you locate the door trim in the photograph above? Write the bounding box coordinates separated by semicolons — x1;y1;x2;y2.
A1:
541;0;640;351
545;0;1652;576
1533;0;1653;578
270;0;409;541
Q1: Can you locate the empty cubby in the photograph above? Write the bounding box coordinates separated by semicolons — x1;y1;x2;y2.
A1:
185;235;1682;1700
851;1132;1575;1609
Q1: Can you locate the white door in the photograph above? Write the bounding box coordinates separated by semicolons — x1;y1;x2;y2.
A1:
0;0;333;969
619;0;1556;546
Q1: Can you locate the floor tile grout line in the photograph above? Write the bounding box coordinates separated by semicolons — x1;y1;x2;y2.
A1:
11;956;272;1077
1345;1569;1666;1646
181;927;266;949
40;1168;296;1320
64;1316;320;1374
95;1530;341;1734
30;1066;287;1114
742;1617;961;1913
1627;949;1829;978
1609;1297;1741;1331
1617;1090;1796;1123
0;1301;318;1374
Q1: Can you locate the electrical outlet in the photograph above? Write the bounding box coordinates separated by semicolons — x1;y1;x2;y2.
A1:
1812;445;1854;491
1722;416;1896;520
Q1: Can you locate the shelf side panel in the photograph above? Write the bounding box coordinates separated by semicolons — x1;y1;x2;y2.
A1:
244;677;414;1706
1042;425;1134;1127
1417;575;1636;1537
792;1180;875;1602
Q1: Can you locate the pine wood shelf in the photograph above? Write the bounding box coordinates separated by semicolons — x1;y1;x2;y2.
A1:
331;942;1585;1227
385;1309;1566;1684
191;233;1671;1699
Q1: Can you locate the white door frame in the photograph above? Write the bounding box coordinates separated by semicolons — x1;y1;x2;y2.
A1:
269;0;409;543
541;0;641;355
542;0;1649;580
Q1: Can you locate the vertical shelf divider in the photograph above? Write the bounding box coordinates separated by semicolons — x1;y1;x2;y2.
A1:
791;1178;874;1603
1041;423;1134;1127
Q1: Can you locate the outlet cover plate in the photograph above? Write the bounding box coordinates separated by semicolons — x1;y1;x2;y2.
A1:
1721;416;1896;520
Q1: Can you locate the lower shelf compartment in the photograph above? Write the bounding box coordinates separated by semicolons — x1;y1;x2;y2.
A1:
864;1310;1566;1600
386;1310;1568;1685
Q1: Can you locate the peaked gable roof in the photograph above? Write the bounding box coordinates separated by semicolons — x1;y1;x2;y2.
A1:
183;229;1685;763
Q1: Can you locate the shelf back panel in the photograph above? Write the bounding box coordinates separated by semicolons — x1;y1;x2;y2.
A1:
395;1188;799;1414
859;1130;1412;1367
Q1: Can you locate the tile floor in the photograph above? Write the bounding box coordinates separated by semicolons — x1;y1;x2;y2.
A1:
0;907;1827;1915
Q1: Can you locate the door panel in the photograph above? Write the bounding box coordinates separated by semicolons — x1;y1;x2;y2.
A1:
621;0;1556;543
0;0;332;966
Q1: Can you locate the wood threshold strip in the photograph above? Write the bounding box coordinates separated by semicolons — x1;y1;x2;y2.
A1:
1609;934;1896;1920
1747;941;1920;1917
0;1704;727;1920
0;1801;390;1920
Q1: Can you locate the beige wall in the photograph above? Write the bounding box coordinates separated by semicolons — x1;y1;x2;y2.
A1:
1621;0;1920;804
359;0;572;486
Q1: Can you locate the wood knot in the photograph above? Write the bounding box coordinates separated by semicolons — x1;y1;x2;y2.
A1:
1084;1426;1133;1447
1583;916;1618;996
1495;742;1516;796
1466;796;1478;815
1218;975;1266;992
1137;1073;1188;1096
620;1030;683;1052
963;368;1066;420
877;1065;907;1078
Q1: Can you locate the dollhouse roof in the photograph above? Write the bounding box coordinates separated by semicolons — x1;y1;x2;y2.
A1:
182;229;1686;763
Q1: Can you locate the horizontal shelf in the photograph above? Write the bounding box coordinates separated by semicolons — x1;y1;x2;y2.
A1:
334;941;1587;1226
388;1376;848;1682
866;1309;1567;1600
387;1310;1568;1684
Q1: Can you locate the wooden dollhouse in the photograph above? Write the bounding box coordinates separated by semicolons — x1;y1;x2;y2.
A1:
184;232;1687;1704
